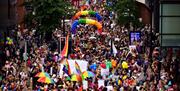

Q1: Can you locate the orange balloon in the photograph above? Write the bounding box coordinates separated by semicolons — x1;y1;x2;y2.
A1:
111;59;117;67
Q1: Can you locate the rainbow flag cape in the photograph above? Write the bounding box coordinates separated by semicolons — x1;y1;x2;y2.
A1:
75;61;82;74
63;59;71;76
61;35;69;58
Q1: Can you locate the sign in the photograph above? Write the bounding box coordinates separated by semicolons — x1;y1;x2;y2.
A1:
83;80;88;90
130;31;141;45
101;68;109;76
65;59;88;74
129;45;136;53
98;80;104;88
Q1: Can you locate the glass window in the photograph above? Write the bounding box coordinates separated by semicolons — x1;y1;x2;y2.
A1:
160;3;180;47
161;17;180;34
160;35;180;46
161;4;180;16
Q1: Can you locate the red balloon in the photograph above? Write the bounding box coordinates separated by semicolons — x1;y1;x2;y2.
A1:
100;63;106;69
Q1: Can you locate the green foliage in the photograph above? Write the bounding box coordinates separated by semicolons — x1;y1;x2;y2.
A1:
25;0;75;33
108;0;142;27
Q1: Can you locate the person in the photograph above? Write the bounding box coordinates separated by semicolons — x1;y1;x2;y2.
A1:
0;0;179;90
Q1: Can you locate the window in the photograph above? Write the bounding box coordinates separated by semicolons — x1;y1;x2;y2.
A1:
160;3;180;47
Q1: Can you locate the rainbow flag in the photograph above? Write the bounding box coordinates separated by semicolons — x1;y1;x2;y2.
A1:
61;35;69;58
75;61;82;74
63;59;71;76
116;79;122;86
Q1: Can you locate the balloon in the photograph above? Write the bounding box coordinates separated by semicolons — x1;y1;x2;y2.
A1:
122;61;128;69
80;5;89;11
6;37;13;45
95;13;102;21
81;11;89;15
90;64;97;70
89;10;96;15
122;75;127;80
86;19;96;25
106;61;112;69
100;63;106;69
73;10;102;22
71;19;102;34
78;19;86;24
111;59;117;68
71;20;79;34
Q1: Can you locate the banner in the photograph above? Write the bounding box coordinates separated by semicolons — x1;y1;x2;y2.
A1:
101;68;109;76
83;80;88;90
98;80;105;88
67;59;88;74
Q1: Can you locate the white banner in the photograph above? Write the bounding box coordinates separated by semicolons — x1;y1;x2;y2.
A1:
63;59;88;74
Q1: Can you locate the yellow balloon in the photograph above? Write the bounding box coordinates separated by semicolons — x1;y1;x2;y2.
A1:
122;61;128;69
86;19;96;25
122;75;127;80
81;11;89;15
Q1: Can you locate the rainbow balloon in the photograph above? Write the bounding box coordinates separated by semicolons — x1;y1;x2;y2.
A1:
73;10;102;22
71;19;102;34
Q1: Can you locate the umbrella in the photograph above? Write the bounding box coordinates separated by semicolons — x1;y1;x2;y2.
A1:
35;72;50;78
82;71;95;79
37;77;54;84
71;74;82;82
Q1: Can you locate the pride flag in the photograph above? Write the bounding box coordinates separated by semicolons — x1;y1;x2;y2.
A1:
75;61;82;74
116;79;122;86
61;35;69;58
63;59;71;76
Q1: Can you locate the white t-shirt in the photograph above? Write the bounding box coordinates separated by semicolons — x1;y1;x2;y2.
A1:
106;86;113;91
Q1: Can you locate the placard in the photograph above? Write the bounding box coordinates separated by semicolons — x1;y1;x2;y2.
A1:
101;68;109;76
98;80;105;88
62;59;88;74
130;31;141;45
83;80;88;90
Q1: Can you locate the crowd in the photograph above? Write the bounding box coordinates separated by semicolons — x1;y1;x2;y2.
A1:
0;1;180;91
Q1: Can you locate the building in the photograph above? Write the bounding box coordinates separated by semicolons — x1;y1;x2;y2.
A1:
0;0;17;36
138;0;180;47
17;0;25;32
159;0;180;47
136;1;151;25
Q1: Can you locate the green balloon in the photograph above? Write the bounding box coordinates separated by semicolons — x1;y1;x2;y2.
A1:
78;19;86;24
89;11;96;15
106;61;112;69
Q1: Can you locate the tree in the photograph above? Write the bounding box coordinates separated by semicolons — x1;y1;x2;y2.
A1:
107;0;142;28
24;0;75;33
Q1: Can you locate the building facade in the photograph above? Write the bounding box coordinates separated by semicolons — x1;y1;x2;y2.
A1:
159;0;180;47
0;0;17;34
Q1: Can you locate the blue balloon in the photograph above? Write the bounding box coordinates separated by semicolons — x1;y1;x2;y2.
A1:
71;20;79;34
95;13;102;22
90;64;97;70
